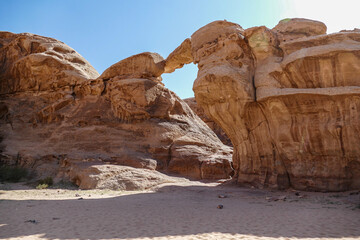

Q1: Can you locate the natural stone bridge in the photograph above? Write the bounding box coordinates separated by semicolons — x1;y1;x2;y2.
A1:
163;18;360;191
1;18;359;191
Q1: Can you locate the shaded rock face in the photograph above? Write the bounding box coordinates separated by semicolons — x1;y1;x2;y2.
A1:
0;32;233;189
167;19;360;191
183;97;232;147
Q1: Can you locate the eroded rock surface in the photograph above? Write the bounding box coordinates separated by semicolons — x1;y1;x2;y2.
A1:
272;18;327;42
0;32;233;190
2;17;359;192
186;19;360;191
0;32;99;94
164;38;193;73
184;97;232;146
63;161;180;191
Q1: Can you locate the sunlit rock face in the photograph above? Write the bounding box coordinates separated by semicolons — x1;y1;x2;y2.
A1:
0;32;99;94
0;33;233;190
166;18;360;191
2;17;360;192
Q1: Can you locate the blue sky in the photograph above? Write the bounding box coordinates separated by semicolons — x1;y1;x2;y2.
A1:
1;0;359;98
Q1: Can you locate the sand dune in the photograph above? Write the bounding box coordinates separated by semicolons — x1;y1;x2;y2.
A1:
0;181;359;240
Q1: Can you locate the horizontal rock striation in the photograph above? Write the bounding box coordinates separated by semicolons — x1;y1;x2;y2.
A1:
190;19;360;191
165;18;360;191
2;17;359;192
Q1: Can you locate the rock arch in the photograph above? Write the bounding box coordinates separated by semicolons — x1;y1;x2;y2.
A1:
163;19;360;191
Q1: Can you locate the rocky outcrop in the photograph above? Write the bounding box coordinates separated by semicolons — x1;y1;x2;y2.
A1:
164;19;360;191
2;17;359;192
0;32;233;189
187;19;360;191
184;97;232;146
272;18;327;42
0;32;99;94
99;52;165;82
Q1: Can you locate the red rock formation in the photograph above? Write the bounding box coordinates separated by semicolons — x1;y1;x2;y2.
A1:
166;19;360;191
0;32;233;189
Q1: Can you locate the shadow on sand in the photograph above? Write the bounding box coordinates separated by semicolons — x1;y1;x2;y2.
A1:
0;183;359;239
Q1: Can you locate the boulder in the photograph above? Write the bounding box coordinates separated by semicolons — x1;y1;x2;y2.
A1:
63;161;179;191
98;52;165;82
272;18;327;42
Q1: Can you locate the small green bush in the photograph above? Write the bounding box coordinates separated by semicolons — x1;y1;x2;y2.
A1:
280;18;291;23
36;183;49;189
0;166;28;182
38;177;53;186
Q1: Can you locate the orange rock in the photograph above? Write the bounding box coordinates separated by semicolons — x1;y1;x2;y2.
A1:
183;97;232;146
0;32;233;189
189;19;360;191
0;32;99;94
164;38;193;73
98;52;165;82
272;18;327;42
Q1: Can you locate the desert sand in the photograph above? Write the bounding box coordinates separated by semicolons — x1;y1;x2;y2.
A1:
0;180;359;240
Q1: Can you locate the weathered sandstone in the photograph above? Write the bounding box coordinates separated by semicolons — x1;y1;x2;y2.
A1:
186;19;360;191
164;38;193;73
0;32;233;189
183;97;232;146
0;32;98;94
2;17;359;192
99;52;165;82
62;161;180;191
272;18;327;42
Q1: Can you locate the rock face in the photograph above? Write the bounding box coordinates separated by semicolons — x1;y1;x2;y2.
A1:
0;32;233;189
0;32;99;94
183;97;232;146
2;17;359;192
165;19;360;191
188;19;360;191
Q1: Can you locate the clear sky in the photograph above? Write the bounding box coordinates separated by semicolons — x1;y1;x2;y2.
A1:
1;0;359;99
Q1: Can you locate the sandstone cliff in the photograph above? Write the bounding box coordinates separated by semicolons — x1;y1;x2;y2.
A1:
0;32;233;190
2;17;359;192
166;19;360;191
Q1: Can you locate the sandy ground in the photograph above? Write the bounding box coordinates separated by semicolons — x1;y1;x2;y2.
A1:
0;180;359;240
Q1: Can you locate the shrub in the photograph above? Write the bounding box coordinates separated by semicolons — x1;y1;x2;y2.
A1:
280;18;291;23
0;166;28;182
36;183;49;189
38;177;53;186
